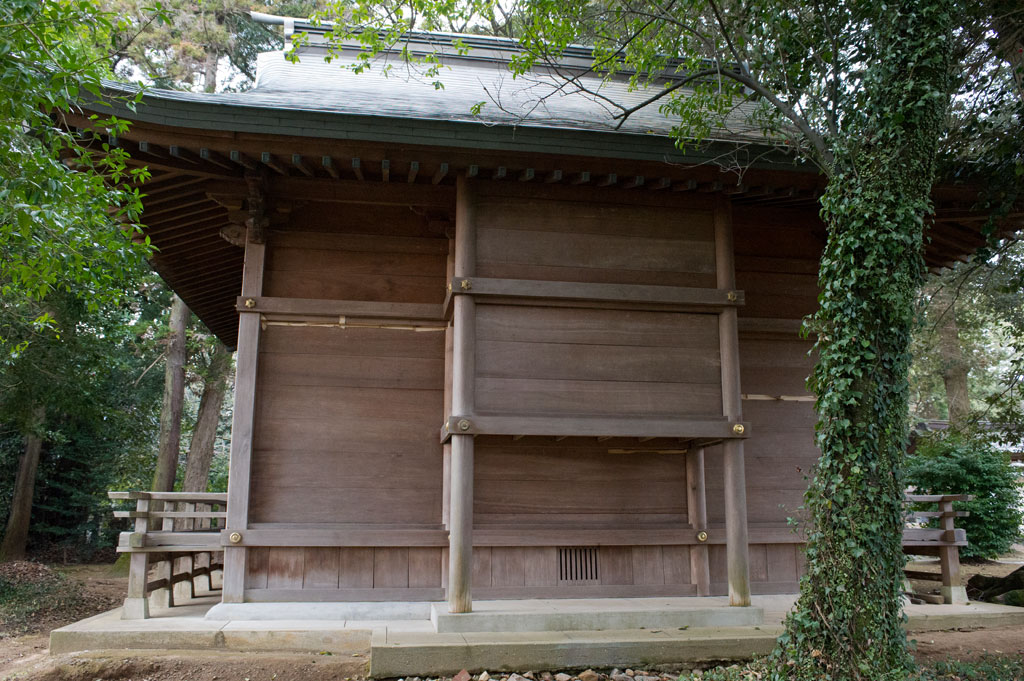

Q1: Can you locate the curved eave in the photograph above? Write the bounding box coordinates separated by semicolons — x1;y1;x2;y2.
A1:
93;82;799;171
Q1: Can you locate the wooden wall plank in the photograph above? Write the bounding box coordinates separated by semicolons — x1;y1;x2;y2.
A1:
409;548;442;588
524;547;559;586
478;228;715;275
631;546;666;585
749;544;768;583
472;547;492;588
374;548;410;588
266;548;304;589
338;548;374;588
491;548;527;587
476;305;719;347
599;547;634;585
245;547;269;590
476;377;722;417
303;548;340;588
477;340;720;384
766;544;799;584
662;545;692;585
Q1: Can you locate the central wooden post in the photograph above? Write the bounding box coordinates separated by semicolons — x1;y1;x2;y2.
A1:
715;198;752;607
448;175;476;613
222;177;268;604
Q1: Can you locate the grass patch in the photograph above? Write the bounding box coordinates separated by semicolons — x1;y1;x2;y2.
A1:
918;655;1024;680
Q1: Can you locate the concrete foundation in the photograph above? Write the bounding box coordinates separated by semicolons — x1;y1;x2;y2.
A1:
430;598;763;633
50;595;1024;676
206;601;433;621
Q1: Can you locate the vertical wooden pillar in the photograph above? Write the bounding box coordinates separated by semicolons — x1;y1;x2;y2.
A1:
715;198;752;607
122;496;150;619
938;498;967;604
686;448;711;596
222;223;266;603
448;175;476;613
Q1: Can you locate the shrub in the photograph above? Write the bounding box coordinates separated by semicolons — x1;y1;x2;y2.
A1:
905;434;1023;560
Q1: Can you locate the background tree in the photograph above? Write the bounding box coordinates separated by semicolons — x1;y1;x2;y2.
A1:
106;0;322;91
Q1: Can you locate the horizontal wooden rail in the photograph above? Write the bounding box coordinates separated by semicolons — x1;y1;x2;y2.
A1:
109;491;227;503
235;296;445;322
450;277;743;309
441;414;749;442
474;525;803;547
905;494;972;503
221;527;450;547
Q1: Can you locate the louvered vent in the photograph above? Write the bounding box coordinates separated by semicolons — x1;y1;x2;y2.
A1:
558;547;599;584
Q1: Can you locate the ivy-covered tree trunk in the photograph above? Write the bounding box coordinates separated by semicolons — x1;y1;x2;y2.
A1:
771;2;954;680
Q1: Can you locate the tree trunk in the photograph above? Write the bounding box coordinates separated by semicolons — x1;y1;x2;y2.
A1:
153;295;189;493
772;3;955;679
0;407;46;562
203;51;218;93
935;288;971;425
183;341;232;493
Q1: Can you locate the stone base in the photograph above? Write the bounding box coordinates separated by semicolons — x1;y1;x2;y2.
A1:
121;597;149;620
942;585;969;605
431;598;764;633
205;601;432;621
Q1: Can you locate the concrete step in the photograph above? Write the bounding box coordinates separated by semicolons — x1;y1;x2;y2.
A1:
370;625;783;677
430;602;764;633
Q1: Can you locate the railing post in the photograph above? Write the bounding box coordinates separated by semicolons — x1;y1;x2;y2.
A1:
938;498;967;604
122;496;150;619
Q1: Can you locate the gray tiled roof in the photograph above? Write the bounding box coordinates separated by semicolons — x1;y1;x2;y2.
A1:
241;49;766;143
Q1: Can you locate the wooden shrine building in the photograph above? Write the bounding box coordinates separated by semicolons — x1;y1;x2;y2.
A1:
83;15;1017;616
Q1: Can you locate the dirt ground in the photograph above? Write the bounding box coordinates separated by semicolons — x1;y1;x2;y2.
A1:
1;557;1023;681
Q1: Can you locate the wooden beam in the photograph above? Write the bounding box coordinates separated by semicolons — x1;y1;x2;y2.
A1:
687;448;711;596
244;169;269;244
466;165;479;179
673;179;699;193
259;152;286;175
199;148;233;170
518;168;535;182
433;162;450;184
229;150;258;170
441;415;748;441
381;159;390;182
221;528;448;547
201;177;455;208
492;166;507;180
408;161;420;183
651;177;672;191
352;157;364;181
321;156;339;179
449;276;743;309
715;197;751;608
570;171;591;185
544;169;563;184
235;296;444;321
291;154;313;177
449;175;477;614
597;173;617;187
222;223;266;603
621;175;645;190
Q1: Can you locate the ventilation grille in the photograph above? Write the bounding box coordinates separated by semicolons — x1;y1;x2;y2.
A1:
558;547;600;584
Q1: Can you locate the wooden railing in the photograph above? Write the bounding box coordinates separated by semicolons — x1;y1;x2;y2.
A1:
902;493;973;605
109;491;227;619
